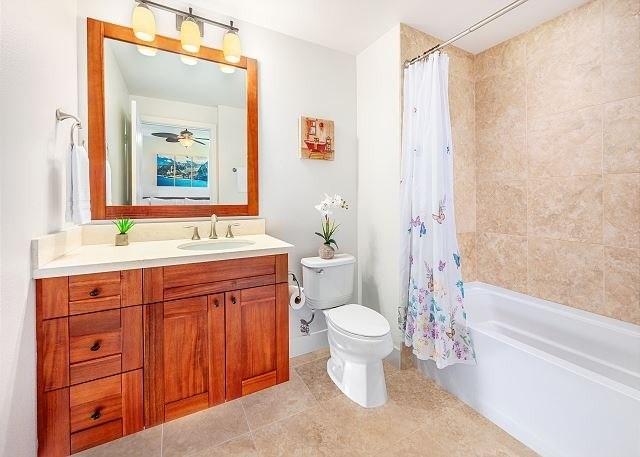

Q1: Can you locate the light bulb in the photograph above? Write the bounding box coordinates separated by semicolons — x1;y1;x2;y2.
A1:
178;137;194;148
132;3;156;42
136;45;157;57
180;54;198;66
219;63;236;74
180;17;201;53
223;30;241;63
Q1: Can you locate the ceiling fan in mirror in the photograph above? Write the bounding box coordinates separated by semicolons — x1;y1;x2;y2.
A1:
152;129;209;147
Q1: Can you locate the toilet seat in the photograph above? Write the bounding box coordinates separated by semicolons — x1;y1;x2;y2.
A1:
324;304;390;338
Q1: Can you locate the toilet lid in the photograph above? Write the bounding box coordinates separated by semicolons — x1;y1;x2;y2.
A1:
325;304;390;337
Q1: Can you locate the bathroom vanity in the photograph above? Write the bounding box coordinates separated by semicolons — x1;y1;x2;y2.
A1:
34;235;291;456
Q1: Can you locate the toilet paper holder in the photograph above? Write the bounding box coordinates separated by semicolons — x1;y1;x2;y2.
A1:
289;272;302;305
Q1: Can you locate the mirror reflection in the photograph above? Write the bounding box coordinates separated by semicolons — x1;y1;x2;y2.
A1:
104;38;248;206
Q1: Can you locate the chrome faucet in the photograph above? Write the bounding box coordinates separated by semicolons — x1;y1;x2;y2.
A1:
225;223;240;238
209;214;218;239
184;225;201;240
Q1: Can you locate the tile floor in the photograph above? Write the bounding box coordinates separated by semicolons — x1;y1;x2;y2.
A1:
78;349;536;456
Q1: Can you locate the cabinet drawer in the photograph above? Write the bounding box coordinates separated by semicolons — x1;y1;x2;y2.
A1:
70;374;122;433
70;419;122;454
69;310;122;363
69;272;121;302
163;256;276;289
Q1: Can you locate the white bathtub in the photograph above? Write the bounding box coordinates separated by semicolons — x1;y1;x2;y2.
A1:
420;282;640;457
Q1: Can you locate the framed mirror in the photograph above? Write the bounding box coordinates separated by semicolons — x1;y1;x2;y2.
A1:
87;18;258;219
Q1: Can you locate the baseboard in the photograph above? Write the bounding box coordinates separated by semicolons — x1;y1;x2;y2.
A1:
290;329;328;358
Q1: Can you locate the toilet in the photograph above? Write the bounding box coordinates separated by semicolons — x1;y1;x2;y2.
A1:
301;254;393;408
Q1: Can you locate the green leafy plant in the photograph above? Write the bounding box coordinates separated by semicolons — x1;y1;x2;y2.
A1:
315;218;340;249
113;218;135;235
314;194;348;249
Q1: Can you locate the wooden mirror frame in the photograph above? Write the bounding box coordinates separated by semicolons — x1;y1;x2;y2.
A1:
87;18;258;219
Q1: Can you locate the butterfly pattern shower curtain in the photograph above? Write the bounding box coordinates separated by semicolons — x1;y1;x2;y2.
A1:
398;53;475;368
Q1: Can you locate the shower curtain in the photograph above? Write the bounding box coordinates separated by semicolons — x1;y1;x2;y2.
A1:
398;52;475;368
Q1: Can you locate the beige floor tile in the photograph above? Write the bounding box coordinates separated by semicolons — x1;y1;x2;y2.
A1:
293;356;342;402
385;367;460;416
289;347;330;368
313;394;423;456
162;400;249;457
241;371;317;430
207;434;259;457
74;425;162;457
252;407;356;457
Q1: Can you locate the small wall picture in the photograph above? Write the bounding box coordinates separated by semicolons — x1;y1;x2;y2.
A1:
299;116;335;160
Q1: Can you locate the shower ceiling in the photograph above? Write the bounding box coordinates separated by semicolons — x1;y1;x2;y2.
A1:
189;0;591;54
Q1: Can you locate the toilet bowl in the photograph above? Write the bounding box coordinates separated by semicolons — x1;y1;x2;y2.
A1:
301;254;393;408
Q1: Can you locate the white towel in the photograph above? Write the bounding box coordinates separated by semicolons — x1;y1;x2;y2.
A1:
236;167;247;193
105;158;112;205
66;144;92;225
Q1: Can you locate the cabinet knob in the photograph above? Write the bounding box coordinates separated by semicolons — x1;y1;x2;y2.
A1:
213;298;219;307
90;340;102;352
90;409;102;421
89;288;100;297
231;296;237;304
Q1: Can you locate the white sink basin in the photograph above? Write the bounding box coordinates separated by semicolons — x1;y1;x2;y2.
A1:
177;239;256;251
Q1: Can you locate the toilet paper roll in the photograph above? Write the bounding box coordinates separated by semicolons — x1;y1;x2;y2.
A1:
289;285;305;310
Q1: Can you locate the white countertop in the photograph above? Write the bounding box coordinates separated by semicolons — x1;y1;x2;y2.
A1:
33;234;294;279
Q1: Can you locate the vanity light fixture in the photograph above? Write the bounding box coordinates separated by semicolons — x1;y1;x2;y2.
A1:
180;14;201;53
223;25;241;63
219;63;236;74
180;54;198;66
132;2;156;42
136;45;158;56
132;1;241;59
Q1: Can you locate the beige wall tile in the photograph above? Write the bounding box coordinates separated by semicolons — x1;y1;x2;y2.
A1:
604;246;640;324
604;173;640;248
474;36;525;81
526;43;602;119
476;71;526;132
477;178;527;235
477;232;527;292
528;176;603;243
527;237;604;312
604;96;640;173
525;0;603;63
457;232;477;282
603;0;640;101
454;167;477;233
476;124;526;180
527;106;603;177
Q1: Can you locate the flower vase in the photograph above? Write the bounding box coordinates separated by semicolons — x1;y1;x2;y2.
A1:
319;244;335;260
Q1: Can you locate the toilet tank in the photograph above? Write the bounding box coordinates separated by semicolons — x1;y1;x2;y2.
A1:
301;254;356;309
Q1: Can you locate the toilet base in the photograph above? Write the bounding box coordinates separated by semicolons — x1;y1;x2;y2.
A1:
326;354;388;408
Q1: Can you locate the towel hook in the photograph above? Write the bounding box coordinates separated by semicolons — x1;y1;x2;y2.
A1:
56;108;83;147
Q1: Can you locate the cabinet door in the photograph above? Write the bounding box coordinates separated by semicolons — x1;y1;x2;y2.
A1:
226;285;278;400
162;296;210;420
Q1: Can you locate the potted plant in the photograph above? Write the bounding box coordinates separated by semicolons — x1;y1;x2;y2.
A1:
314;194;348;260
113;218;135;246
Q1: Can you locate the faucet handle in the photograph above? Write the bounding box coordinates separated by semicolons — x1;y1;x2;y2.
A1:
209;214;218;239
225;223;240;238
184;225;201;240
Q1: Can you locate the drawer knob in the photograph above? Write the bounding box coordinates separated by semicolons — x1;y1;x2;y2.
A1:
90;409;102;421
90;340;102;352
89;288;100;297
231;296;237;305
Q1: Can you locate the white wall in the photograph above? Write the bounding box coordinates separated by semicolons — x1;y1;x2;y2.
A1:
0;0;78;455
76;1;358;355
356;26;403;346
104;43;131;204
218;105;247;204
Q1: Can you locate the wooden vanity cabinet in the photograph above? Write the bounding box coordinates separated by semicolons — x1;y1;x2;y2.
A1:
36;253;289;456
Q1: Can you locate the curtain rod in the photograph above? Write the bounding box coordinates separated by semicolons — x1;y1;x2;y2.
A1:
404;0;530;68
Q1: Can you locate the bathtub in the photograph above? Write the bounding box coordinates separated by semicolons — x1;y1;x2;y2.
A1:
420;282;640;457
